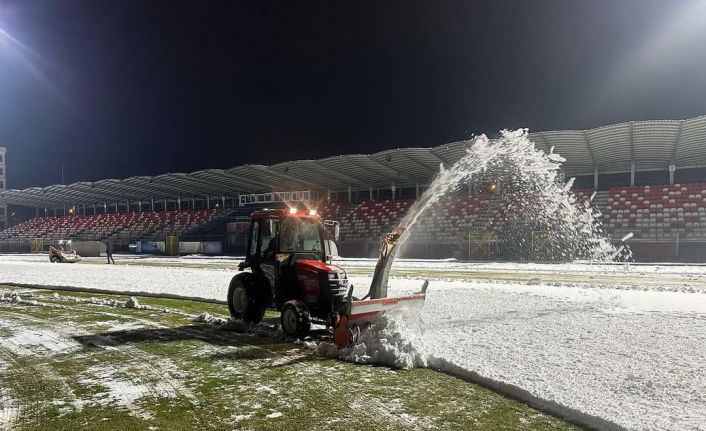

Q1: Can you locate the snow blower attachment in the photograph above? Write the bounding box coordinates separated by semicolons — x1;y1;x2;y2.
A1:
227;208;428;347
333;226;427;347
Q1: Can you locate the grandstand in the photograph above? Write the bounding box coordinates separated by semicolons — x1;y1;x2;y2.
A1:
1;115;706;260
0;209;220;242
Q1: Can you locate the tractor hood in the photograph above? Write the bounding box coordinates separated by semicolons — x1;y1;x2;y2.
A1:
294;259;343;275
295;259;347;297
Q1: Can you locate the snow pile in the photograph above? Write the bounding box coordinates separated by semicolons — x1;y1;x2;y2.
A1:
124;297;140;309
52;292;160;311
192;312;228;326
0;291;42;307
311;311;427;370
73;296;134;308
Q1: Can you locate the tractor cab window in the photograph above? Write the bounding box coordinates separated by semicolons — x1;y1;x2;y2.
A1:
259;218;278;259
279;217;322;254
248;220;259;257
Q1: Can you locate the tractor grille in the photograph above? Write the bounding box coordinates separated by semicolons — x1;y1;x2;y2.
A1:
327;272;350;302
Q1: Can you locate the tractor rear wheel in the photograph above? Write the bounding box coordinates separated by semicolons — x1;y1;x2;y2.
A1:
50;255;60;263
227;274;265;324
281;300;311;339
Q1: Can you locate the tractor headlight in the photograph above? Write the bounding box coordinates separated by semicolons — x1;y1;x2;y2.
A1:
328;273;338;280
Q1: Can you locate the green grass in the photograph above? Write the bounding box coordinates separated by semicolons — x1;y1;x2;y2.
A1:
0;285;580;430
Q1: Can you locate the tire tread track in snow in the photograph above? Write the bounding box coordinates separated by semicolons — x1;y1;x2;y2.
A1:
0;390;20;431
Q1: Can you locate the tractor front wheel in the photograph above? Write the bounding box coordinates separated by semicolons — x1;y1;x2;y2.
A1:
227;274;265;324
281;300;311;339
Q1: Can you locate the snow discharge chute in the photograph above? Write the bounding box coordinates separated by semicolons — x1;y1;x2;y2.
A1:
333;225;428;348
331;179;448;348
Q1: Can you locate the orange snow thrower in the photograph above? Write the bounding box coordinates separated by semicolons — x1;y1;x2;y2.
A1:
333;226;428;347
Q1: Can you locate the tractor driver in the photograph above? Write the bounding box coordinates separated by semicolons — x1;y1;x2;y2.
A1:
263;237;277;260
261;221;288;262
279;220;297;252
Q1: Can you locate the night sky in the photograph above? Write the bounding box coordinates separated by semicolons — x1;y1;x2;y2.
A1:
1;0;706;189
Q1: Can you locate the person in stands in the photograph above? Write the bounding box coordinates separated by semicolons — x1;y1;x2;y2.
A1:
105;235;115;264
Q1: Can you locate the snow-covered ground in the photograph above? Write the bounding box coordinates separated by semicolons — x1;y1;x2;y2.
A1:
0;253;241;266
383;279;706;431
336;256;706;276
0;255;234;300
1;254;705;430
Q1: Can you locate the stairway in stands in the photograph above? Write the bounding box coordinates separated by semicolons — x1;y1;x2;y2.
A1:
469;193;504;232
592;190;610;213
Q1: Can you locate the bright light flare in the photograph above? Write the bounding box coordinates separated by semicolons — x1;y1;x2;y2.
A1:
309;209;317;216
0;21;67;103
289;207;297;214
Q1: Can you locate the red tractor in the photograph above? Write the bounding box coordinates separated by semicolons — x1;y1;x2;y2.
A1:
228;207;426;347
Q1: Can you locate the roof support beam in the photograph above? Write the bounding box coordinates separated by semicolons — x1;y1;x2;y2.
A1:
628;122;635;162
532;133;552;153
396;150;437;178
146;179;206;197
273;163;349;190
313;160;374;189
309;162;370;189
160;174;234;196
82;185;145;202
213;170;276;193
253;166;326;190
670;120;685;162
582;130;597;167
225;168;288;193
429;146;456;167
363;155;419;184
89;182;158;202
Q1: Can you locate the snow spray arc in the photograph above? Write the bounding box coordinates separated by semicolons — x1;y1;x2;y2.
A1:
401;129;625;262
319;129;628;372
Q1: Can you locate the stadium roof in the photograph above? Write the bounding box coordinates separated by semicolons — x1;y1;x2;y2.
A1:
2;115;706;207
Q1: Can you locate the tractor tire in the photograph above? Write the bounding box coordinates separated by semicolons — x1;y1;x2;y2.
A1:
50;255;60;263
280;300;311;339
227;273;266;324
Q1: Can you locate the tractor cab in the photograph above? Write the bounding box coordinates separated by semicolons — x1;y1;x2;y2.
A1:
229;208;350;337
